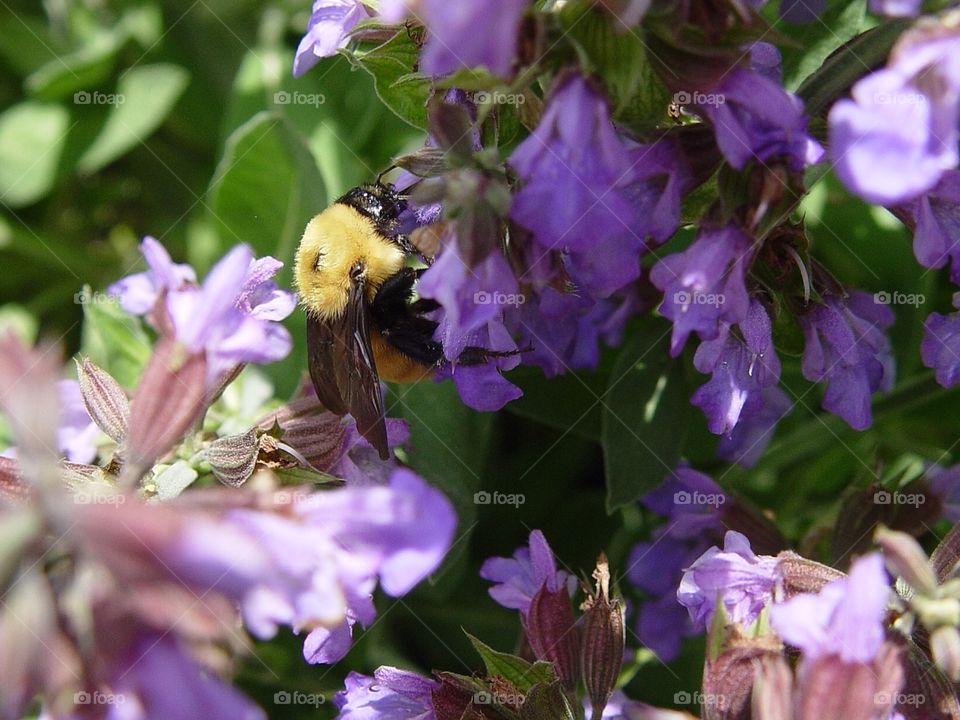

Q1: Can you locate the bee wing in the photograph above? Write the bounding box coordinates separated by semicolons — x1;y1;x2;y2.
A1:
305;283;389;460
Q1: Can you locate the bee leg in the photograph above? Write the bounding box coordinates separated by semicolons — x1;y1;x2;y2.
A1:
454;346;523;366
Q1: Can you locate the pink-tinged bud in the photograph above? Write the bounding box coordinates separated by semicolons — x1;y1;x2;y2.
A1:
875;526;938;595
702;631;783;720
0;458;29;506
525;584;580;690
930;626;960;682
751;656;793;720
204;430;258;487
776;552;846;598
580;555;624;720
123;337;207;483
797;642;904;720
76;357;129;443
258;394;344;470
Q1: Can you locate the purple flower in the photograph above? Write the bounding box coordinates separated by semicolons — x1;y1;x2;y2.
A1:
293;0;370;77
748;42;783;84
111;239;296;387
651;224;754;356
780;0;825;23
107;236;196;315
799;291;895;430
419;0;527;77
677;531;781;629
921;297;960;388
480;529;576;615
769;553;891;663
716;386;792;467
691;299;781;435
635;592;695;662
901;171;960;283
829;28;960;204
928;463;960;522
510;73;638;257
641;465;727;538
335;666;437;720
418;238;519;361
328;415;411;485
435;319;523;411
869;0;921;15
697;68;822;172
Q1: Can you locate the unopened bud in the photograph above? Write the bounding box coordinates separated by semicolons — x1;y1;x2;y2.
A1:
931;625;960;681
930;524;960;583
580;555;624;720
123;338;207;484
752;656;792;720
525;584;580;690
204;429;258;487
776;552;845;598
76;357;129;443
0;458;28;506
875;526;937;595
703;631;782;720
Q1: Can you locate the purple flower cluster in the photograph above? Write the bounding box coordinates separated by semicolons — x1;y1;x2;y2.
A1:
109;237;296;388
626;466;728;660
479;529;576;616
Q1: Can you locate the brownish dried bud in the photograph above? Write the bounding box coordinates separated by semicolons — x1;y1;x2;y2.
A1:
123;338;207;484
931;524;960;583
702;631;783;720
0;458;29;506
776;552;846;598
204;430;258;488
580;555;625;720
76;357;129;443
525;584;580;690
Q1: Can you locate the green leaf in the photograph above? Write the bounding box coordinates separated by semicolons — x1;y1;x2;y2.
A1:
602;320;690;512
519;681;576;720
349;31;432;129
465;632;557;691
0;101;71;207
560;2;669;130
396;381;493;582
79;289;152;389
76;63;190;174
207;111;324;274
780;0;870;93
507;366;606;442
24;35;120;101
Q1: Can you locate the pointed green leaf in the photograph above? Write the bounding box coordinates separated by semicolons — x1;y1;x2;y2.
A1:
465;632;557;691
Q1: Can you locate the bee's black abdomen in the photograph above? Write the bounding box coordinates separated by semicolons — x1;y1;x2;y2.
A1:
336;183;407;243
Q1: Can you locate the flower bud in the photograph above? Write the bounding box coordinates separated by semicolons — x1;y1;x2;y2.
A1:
580;555;624;720
751;656;793;720
76;357;129;443
525;584;580;689
123;337;207;484
875;526;938;595
702;630;782;720
775;551;845;598
931;524;960;583
930;625;960;681
204;429;258;488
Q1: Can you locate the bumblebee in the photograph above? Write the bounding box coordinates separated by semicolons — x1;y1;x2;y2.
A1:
295;182;507;459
